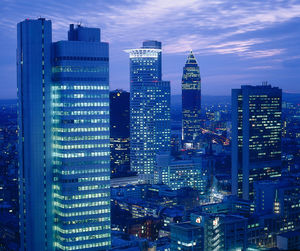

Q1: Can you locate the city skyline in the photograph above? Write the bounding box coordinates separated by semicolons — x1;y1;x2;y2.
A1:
0;2;300;250
1;0;300;99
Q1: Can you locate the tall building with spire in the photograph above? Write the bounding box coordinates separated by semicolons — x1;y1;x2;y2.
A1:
125;41;171;182
18;19;111;250
182;51;202;149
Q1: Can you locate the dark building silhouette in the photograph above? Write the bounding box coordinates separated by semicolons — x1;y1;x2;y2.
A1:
110;90;130;177
182;51;202;149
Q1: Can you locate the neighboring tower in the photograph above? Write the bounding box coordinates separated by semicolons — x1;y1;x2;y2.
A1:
17;18;53;251
182;51;201;149
231;84;282;200
125;41;171;182
18;19;111;250
110;89;130;177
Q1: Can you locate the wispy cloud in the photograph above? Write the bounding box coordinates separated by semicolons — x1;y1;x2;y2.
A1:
1;0;300;97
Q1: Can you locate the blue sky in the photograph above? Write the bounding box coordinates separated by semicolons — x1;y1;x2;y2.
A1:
1;0;300;98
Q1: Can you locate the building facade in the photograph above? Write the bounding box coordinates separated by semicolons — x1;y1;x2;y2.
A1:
182;51;202;149
154;154;208;194
171;213;247;251
125;41;171;182
231;85;282;200
110;90;130;177
18;19;111;250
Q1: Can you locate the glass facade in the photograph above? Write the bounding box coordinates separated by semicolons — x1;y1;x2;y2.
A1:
18;20;111;250
125;41;171;182
182;51;201;149
232;85;282;200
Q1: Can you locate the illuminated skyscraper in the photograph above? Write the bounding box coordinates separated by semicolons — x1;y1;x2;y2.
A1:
110;89;130;177
18;19;111;250
125;41;171;182
231;84;282;200
182;51;201;149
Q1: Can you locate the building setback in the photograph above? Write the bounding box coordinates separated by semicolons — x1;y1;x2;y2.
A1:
125;41;171;182
231;84;282;200
182;51;202;149
18;19;111;250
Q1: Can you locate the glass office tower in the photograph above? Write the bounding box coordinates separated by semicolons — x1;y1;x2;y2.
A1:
110;90;130;177
125;41;171;182
182;51;201;149
231;84;282;200
18;19;111;250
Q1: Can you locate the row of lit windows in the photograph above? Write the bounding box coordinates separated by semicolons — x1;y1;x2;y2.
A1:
52;127;109;133
54;240;110;250
54;208;110;217
53;85;109;90
53;135;109;141
52;110;109;116
55;224;110;234
53;192;109;200
60;218;109;225
78;182;109;191
52;93;109;99
54;200;109;209
78;177;110;182
52;66;108;73
54;167;109;175
53;151;109;158
52;102;109;107
53;144;109;150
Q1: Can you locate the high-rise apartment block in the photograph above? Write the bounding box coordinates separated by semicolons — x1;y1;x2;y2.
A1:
182;51;202;149
231;85;282;200
110;90;130;177
125;41;171;182
18;19;110;250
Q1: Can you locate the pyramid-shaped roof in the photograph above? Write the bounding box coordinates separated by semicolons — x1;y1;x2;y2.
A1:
185;50;198;65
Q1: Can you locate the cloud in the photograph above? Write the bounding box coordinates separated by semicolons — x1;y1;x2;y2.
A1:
1;0;300;97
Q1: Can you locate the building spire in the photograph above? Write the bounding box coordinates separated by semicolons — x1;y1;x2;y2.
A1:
185;50;198;65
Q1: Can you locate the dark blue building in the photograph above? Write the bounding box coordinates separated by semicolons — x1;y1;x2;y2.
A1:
231;84;282;200
182;51;202;149
110;89;130;177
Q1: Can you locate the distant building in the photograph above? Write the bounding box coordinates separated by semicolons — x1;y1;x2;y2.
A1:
170;222;203;250
231;85;282;200
154;154;208;194
277;231;300;250
254;177;300;229
171;213;247;251
125;41;171;182
182;51;202;149
17;19;110;250
110;90;130;177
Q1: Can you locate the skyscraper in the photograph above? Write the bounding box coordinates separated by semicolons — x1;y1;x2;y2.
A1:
182;51;202;149
110;89;130;177
125;41;171;182
18;19;111;250
231;84;282;200
17;18;53;251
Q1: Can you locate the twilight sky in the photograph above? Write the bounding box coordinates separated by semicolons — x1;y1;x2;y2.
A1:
1;0;300;99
